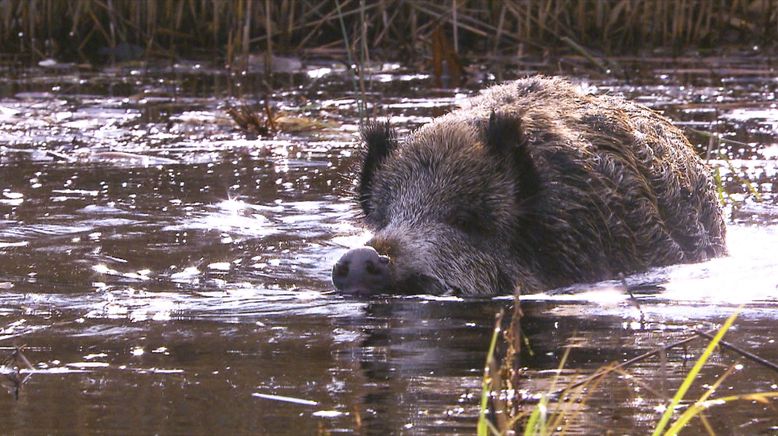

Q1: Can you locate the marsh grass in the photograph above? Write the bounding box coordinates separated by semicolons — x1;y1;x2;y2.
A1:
477;310;504;435
651;310;741;436
0;1;774;63
693;126;764;205
719;150;764;203
480;305;778;435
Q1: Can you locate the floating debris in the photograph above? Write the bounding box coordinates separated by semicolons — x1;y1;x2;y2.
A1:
1;346;35;400
226;102;334;137
252;392;319;406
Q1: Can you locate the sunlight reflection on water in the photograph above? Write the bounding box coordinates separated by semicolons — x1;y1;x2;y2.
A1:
525;224;778;308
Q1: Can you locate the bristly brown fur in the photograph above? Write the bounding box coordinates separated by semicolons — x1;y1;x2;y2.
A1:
349;76;726;296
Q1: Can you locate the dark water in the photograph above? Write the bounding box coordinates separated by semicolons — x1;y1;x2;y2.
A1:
1;57;777;434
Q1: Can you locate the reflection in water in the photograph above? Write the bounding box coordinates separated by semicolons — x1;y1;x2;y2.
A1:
1;59;777;434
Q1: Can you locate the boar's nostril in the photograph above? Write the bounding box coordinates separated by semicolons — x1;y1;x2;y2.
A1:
331;246;391;295
365;261;380;275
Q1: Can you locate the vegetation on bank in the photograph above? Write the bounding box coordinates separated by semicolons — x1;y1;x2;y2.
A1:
0;0;776;63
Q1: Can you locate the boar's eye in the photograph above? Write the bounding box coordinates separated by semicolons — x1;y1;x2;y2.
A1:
446;211;484;235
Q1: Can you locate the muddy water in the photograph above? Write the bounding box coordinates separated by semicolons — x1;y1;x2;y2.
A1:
1;58;777;434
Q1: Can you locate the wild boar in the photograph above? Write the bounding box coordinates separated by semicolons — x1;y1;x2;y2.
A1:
332;76;726;296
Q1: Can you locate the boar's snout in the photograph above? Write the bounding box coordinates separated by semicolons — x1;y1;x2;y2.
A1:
332;246;391;296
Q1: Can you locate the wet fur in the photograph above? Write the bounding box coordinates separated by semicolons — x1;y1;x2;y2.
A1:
357;76;726;295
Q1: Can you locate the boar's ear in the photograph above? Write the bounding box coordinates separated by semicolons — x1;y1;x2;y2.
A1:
486;110;525;155
485;111;540;200
358;122;398;216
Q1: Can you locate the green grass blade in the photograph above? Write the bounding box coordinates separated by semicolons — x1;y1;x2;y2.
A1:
714;167;725;205
523;396;548;436
665;392;778;434
478;315;503;436
652;310;740;436
523;340;573;435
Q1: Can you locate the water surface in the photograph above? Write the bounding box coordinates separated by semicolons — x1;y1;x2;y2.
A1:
1;57;777;434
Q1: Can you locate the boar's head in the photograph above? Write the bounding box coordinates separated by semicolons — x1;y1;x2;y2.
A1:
332;112;541;296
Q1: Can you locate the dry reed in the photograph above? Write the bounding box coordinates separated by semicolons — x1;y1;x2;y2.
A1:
0;1;774;63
